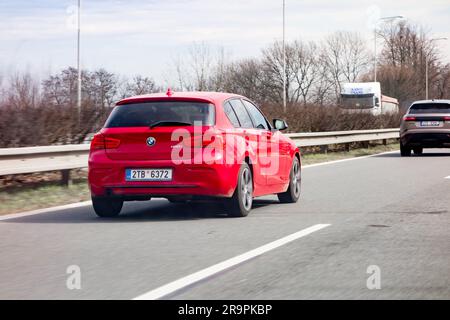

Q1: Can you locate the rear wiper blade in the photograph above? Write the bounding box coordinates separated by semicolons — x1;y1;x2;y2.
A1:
149;121;193;128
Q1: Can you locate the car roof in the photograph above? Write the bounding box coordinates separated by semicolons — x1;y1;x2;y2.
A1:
410;99;450;105
117;91;245;105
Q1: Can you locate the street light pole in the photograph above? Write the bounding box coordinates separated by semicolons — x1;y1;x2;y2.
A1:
282;0;286;112
374;27;377;82
77;0;81;124
426;37;447;100
425;54;428;100
373;16;403;82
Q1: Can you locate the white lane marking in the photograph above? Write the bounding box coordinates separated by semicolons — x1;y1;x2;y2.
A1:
303;150;398;169
0;201;92;221
133;224;331;300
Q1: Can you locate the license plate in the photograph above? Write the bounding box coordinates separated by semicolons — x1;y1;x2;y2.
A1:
126;169;172;181
420;121;440;127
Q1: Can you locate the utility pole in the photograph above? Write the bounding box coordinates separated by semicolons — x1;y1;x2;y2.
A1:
373;27;377;82
77;0;82;124
282;0;286;112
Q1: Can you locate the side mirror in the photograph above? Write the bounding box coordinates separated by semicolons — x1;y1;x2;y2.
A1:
375;97;380;107
273;119;288;131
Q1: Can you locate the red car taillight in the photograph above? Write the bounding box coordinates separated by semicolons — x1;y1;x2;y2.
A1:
403;116;416;121
444;116;450;121
90;134;121;150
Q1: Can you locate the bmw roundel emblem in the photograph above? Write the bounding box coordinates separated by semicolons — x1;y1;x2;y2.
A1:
146;137;156;147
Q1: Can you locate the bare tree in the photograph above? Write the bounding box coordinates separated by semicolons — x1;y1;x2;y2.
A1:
434;64;450;99
261;41;297;105
310;56;335;106
290;40;321;104
173;54;194;91
189;42;213;91
172;42;219;91
221;58;269;104
7;72;40;109
0;71;4;105
378;21;431;69
208;47;231;92
88;68;118;108
375;21;446;105
42;67;89;107
120;75;159;98
42;74;64;106
321;31;371;101
42;67;119;108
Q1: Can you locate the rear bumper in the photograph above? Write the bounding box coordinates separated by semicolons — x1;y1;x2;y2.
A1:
88;152;240;198
401;130;450;147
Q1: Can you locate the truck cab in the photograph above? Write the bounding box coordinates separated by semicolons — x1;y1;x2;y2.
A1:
340;82;398;116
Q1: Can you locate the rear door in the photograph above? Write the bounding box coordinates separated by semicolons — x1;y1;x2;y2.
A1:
241;99;286;186
227;99;268;193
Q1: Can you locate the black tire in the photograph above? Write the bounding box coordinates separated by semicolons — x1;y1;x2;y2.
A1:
278;156;301;203
413;147;423;155
400;142;411;157
92;197;123;217
225;163;253;217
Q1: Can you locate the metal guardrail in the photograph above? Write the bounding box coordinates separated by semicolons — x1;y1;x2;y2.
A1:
0;128;400;183
286;128;400;147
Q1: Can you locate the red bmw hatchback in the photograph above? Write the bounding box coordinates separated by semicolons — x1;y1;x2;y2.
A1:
88;91;301;217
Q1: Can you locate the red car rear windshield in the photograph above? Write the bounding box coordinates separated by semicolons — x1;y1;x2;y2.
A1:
409;103;450;114
105;101;215;128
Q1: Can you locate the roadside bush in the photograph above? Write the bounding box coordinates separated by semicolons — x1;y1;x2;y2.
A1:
261;103;402;133
0;104;110;148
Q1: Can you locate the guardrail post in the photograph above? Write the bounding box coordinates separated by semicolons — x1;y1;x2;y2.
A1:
320;145;328;154
61;169;72;187
382;139;387;146
345;143;350;152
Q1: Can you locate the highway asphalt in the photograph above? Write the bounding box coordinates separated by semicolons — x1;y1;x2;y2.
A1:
0;149;449;299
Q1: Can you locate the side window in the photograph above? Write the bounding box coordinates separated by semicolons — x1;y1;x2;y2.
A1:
223;101;241;127
229;99;253;128
242;100;269;130
374;97;380;107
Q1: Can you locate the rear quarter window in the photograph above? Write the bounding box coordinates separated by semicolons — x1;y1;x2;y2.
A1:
223;101;241;127
242;100;269;130
229;99;253;128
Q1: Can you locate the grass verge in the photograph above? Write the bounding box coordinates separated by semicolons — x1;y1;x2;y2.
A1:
0;143;399;215
0;181;90;215
301;143;399;166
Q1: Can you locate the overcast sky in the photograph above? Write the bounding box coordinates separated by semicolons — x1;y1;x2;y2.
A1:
1;0;449;85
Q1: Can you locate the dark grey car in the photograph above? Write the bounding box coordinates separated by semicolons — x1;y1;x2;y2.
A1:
400;100;450;156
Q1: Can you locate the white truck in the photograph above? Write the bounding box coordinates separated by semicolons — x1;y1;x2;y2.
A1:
339;82;399;116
